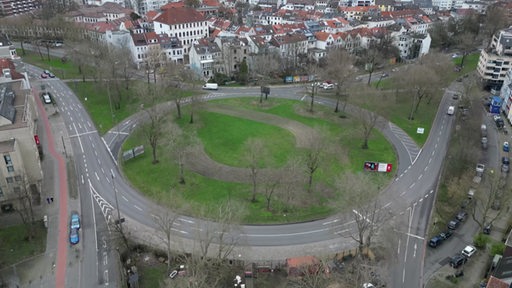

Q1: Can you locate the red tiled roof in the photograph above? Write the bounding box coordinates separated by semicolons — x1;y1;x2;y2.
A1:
154;7;206;25
486;276;509;288
203;0;220;6
145;10;159;21
315;31;330;41
0;58;24;80
161;1;185;10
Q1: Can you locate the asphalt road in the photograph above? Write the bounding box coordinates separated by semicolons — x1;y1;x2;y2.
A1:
26;65;121;287
20;42;459;287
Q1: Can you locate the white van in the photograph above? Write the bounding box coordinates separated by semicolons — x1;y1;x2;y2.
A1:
447;106;455;115
202;83;218;90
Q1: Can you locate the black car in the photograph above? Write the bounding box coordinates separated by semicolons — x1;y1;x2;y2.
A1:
439;230;453;240
456;211;467;222
448;219;461;230
429;236;443;248
450;254;467;268
502;157;510;166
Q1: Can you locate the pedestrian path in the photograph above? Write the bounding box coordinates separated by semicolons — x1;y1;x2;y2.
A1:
389;122;421;164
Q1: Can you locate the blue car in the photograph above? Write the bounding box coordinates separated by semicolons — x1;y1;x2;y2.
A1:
69;228;79;245
504;142;509;152
70;212;80;230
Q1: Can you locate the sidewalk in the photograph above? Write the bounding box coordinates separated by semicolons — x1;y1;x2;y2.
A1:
0;83;74;287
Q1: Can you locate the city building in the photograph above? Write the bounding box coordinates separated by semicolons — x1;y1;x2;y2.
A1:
0;59;43;214
188;38;222;80
394;32;431;60
153;7;209;55
0;34;18;60
477;26;512;90
0;0;41;17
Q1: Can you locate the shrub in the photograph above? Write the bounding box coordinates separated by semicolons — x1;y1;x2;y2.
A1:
474;233;489;249
490;242;505;256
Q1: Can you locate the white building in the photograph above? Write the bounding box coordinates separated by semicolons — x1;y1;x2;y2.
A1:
189;39;222;80
395;32;431;60
477;26;512;90
153;7;209;55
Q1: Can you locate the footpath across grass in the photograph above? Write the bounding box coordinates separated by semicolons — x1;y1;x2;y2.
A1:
0;221;47;268
122;98;396;223
18;49;82;79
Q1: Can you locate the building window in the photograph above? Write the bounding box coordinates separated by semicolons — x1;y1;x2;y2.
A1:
6;177;13;183
14;175;21;182
4;155;12;165
0;187;3;197
7;166;14;172
13;186;20;193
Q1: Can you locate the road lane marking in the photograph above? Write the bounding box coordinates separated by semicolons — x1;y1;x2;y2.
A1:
104;270;108;286
95;172;99;181
122;196;128;202
398;238;401;255
418;174;423;180
103;251;108;265
73;123;84;153
179;218;194;224
424;195;429;199
134;205;143;211
322;219;339;225
409;183;415;189
334;228;350;235
400;191;406;196
424;166;428;171
413;243;417;258
383;202;391;208
171;228;188;234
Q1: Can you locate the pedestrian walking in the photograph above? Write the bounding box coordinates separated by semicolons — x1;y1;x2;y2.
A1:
50;197;54;203
46;197;50;204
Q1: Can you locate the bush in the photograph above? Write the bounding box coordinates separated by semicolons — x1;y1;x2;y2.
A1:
474;233;489;249
490;242;505;256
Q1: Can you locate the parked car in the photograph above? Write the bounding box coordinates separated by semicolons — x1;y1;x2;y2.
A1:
41;92;52;104
504;141;510;152
69;228;79;245
462;245;477;258
42;70;55;78
483;223;492;234
502;157;510;166
502;163;509;173
456;211;467;222
322;83;334;90
447;106;455;115
450;254;467;268
429;236;443;248
448;219;460;230
452;93;459;100
439;230;453;240
70;211;80;230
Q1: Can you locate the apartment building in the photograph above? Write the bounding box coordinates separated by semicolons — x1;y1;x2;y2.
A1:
477;26;512;90
189;39;222;80
214;37;250;77
0;60;43;214
270;33;308;66
0;0;41;17
153;7;209;55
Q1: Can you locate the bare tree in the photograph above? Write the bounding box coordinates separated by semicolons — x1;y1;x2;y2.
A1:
358;108;379;150
261;171;281;211
483;4;509;40
322;49;356;113
194;201;245;260
168;124;197;184
153;209;181;271
244;138;265;202
395;53;450;120
145;47;165;84
471;172;508;230
138;84;166;164
336;172;387;253
12;174;35;241
304;131;325;193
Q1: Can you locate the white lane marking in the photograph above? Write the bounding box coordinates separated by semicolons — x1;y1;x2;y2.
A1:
409;183;415;189
171;228;188;234
122;196;128;202
398;238;401;255
95;172;99;181
418;174;423;180
413;243;417;258
424;166;428;172
89;180;99;252
72;123;84;153
334;228;350;235
101;167;105;174
103;251;108;265
322;219;339;225
400;191;406;196
424;195;429;199
134;205;143;211
104;270;108;286
81;175;84;184
101;137;118;166
383;202;391;208
403;269;406;283
179;218;194;224
419;198;423;202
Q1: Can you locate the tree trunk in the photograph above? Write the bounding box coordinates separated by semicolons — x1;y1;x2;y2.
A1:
189;111;194;124
175;101;182;119
151;144;158;164
20;41;26;56
46;45;51;61
307;172;313;193
178;154;185;184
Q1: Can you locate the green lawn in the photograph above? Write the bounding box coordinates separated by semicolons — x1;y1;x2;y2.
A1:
194;111;296;167
122;98;396;223
0;221;46;268
139;263;167;288
18;49;82;79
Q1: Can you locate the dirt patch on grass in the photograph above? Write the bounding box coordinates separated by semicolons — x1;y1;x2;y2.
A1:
182;104;319;183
